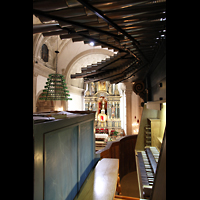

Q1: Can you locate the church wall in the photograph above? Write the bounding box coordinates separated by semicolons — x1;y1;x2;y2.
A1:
150;55;166;101
147;41;166;102
67;85;84;111
57;39;113;76
36;75;47;95
33;32;114;112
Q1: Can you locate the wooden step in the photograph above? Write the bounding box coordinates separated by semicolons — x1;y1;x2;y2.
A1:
114;195;140;200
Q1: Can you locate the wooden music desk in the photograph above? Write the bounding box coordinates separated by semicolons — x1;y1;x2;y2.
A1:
75;158;119;200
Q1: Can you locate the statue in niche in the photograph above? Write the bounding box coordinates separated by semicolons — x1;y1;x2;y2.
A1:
111;104;115;119
90;82;95;95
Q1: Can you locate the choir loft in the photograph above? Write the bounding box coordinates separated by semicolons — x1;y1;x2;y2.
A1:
33;0;166;199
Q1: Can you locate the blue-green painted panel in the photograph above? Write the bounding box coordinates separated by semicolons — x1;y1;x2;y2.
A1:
79;120;94;188
44;126;78;200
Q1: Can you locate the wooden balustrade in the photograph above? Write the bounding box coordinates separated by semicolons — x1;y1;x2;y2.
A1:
96;134;137;180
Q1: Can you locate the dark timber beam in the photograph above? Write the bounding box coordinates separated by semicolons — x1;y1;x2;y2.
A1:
77;0;139;46
33;9;134;55
33;9;122;40
33;23;62;34
76;0;148;63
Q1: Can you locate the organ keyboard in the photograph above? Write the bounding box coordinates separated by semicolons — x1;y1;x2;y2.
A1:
135;102;166;199
136;146;160;198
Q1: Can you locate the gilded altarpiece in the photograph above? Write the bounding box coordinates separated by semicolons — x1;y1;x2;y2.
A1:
84;81;121;131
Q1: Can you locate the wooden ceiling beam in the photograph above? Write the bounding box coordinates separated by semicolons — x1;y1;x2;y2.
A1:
33;0;166;83
33;9;122;40
33;9;134;54
77;0;140;46
76;0;145;62
33;23;62;34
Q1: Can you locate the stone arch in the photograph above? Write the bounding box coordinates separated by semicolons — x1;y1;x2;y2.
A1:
36;89;44;102
64;48;114;89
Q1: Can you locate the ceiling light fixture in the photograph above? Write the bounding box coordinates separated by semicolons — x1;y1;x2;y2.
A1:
89;41;94;46
39;36;72;101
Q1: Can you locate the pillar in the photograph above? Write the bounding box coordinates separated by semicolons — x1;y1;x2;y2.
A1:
125;81;133;135
33;72;38;112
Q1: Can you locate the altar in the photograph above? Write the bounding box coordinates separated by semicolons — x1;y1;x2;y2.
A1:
84;81;122;135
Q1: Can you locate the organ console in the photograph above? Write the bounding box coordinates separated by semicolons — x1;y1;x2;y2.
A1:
96;101;166;200
135;101;166;199
136;147;159;197
33;101;166;200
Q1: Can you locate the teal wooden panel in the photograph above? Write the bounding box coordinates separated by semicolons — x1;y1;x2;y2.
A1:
79;120;94;188
44;126;78;200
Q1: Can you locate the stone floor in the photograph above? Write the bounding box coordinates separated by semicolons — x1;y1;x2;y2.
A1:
120;171;140;198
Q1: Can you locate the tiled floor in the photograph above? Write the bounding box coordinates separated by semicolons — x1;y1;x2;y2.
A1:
120;171;140;198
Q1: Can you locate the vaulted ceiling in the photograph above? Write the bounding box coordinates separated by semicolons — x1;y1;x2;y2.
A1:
33;0;166;84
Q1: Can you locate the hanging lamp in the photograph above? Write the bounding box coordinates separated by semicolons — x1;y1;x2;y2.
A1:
39;37;72;101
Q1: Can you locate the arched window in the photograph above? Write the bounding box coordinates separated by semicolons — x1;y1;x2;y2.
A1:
41;44;49;62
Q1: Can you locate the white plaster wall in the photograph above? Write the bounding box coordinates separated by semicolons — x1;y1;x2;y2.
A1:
36;75;47;96
67;85;84;111
57;39;105;74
